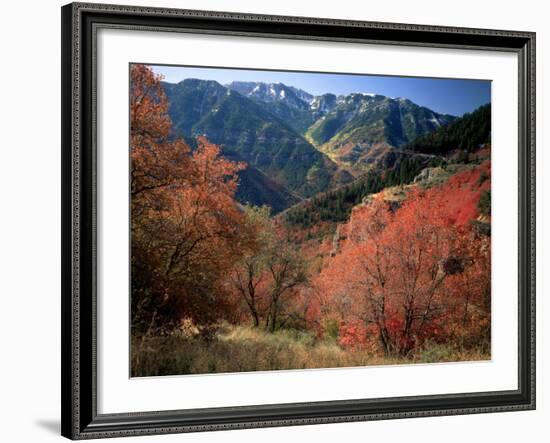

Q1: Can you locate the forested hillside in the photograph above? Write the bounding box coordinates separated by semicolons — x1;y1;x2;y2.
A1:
283;155;429;228
284;105;490;231
403;104;491;154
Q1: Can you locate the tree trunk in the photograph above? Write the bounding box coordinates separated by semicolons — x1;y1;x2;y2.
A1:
266;296;279;333
269;308;277;332
247;277;260;327
379;326;392;355
251;309;260;327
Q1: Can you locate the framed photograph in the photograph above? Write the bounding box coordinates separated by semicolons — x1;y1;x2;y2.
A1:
61;2;536;439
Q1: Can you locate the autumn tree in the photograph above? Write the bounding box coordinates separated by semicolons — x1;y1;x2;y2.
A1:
228;205;273;327
227;207;310;332
317;163;491;356
130;64;191;201
130;64;248;336
264;235;308;332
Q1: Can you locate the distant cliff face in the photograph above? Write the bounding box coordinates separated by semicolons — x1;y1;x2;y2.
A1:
305;94;455;171
226;82;455;172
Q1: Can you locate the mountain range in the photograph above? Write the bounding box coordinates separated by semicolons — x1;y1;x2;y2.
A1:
161;79;464;212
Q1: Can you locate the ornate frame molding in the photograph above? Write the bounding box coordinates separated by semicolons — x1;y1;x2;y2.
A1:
61;2;535;439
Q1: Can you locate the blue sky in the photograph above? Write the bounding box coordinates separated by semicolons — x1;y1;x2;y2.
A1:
150;64;490;117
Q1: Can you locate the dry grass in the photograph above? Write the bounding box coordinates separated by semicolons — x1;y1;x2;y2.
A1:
131;324;489;377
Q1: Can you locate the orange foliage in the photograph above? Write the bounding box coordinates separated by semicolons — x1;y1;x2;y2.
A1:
315;164;491;355
130;65;248;333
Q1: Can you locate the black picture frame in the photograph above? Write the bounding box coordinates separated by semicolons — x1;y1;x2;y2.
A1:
61;2;536;439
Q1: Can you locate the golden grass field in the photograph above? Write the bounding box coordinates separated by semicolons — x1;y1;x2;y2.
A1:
131;324;490;377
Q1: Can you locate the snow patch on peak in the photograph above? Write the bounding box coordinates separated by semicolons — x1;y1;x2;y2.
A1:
429;115;442;127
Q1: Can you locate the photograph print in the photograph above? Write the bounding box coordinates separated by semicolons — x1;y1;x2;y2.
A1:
130;63;492;377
